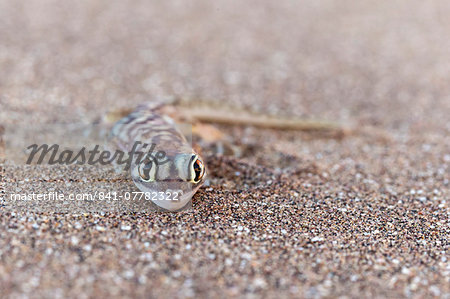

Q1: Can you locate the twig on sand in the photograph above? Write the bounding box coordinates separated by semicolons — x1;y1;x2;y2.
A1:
188;109;342;132
166;99;347;135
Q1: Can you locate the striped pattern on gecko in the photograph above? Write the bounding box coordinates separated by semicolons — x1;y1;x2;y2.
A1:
109;102;206;211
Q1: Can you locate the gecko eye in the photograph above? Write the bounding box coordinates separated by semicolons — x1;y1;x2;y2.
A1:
138;159;157;182
191;156;205;183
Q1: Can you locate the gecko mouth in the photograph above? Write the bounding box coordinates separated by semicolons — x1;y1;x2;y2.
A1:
133;178;199;193
131;178;200;211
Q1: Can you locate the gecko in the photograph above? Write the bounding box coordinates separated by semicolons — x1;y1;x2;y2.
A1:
108;102;206;211
103;99;352;211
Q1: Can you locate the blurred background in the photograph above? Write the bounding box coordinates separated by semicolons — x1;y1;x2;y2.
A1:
1;0;449;131
0;1;449;298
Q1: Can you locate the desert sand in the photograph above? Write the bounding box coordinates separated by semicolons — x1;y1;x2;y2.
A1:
0;1;448;298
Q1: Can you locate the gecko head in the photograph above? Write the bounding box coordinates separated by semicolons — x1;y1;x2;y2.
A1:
130;152;206;211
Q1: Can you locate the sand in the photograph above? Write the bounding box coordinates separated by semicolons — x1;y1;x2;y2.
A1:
0;1;449;298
